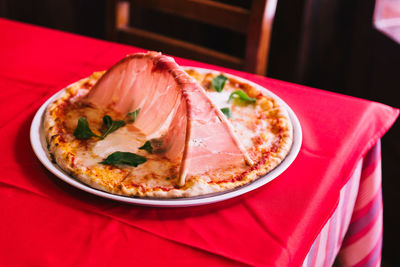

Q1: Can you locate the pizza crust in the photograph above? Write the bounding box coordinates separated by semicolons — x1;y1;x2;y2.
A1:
44;69;293;198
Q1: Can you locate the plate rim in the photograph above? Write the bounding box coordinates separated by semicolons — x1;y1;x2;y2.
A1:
30;67;302;207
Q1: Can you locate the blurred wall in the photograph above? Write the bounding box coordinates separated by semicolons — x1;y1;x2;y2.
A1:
0;0;106;38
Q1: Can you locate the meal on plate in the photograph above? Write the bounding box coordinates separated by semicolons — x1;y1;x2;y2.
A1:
44;51;293;198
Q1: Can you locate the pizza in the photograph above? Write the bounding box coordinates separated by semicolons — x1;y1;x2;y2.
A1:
44;52;293;198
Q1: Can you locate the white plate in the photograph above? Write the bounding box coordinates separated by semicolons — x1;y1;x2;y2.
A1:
30;67;302;207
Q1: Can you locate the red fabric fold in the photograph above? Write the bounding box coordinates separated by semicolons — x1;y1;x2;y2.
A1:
0;18;398;266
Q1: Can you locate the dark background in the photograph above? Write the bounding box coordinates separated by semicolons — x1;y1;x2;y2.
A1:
1;0;399;265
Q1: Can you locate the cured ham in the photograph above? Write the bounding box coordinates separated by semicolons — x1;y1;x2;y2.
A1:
84;52;253;186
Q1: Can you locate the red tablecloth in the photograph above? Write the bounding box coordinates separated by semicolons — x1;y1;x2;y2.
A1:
0;18;398;266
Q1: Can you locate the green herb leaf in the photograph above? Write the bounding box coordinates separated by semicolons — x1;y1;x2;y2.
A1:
212;74;228;92
220;107;232;118
101;115;126;138
100;151;147;167
74;117;102;139
228;90;256;104
139;141;153;154
127;108;141;123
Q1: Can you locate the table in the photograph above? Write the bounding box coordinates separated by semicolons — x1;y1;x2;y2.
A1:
0;18;398;266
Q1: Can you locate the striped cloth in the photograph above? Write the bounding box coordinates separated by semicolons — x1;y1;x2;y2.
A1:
303;142;383;267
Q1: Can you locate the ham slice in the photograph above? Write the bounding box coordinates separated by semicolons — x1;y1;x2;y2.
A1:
85;52;253;186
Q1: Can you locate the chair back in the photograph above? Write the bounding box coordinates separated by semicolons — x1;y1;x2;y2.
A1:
106;0;277;75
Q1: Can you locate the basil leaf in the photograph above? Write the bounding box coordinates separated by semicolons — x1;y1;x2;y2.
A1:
74;117;102;139
101;115;126;138
228;90;256;104
100;151;147;167
139;141;153;154
103;115;113;128
212;75;228;92
127;108;141;123
220;107;232;118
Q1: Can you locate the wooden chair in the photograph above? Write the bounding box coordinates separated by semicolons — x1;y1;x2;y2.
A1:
105;0;277;76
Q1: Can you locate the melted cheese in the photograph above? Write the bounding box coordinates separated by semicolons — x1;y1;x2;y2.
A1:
92;127;146;158
206;91;231;109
